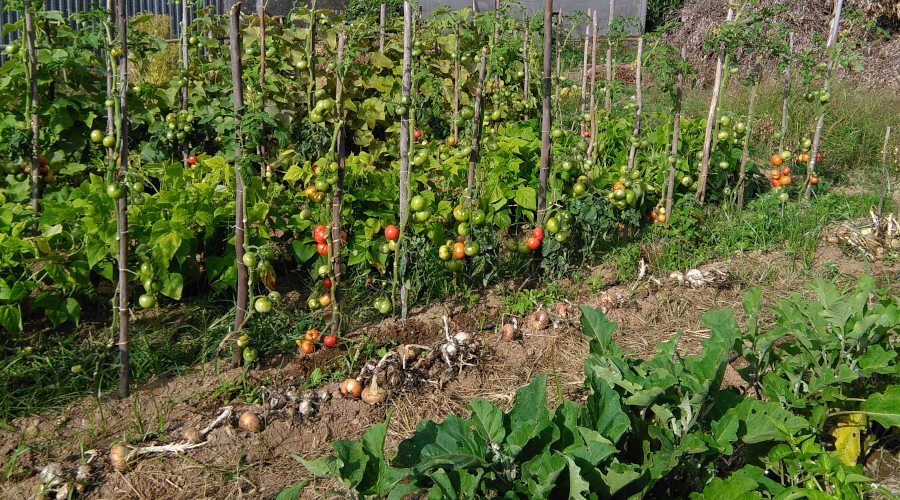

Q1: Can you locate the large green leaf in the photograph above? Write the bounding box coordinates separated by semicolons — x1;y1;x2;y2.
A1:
468;398;506;444
861;386;900;428
506;376;551;456
579;306;620;356
0;304;22;333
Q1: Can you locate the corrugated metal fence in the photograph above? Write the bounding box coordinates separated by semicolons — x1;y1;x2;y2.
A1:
0;0;228;63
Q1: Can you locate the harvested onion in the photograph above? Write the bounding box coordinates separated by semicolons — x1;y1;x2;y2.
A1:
109;443;129;472
238;411;262;433
361;380;386;405
529;309;550;330
500;323;518;341
343;378;363;399
181;428;202;444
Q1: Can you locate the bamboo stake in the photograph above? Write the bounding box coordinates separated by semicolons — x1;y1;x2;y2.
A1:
257;0;267;175
696;7;734;205
586;10;598;157
778;31;793;152
878;126;892;216
229;3;248;368
579;10;589;125
307;0;317;110
554;7;562;124
806;0;843;199
395;2;412;318
604;0;614;112
664;46;685;225
24;0;40;213
330;33;346;334
466;46;488;207
181;0;189;167
737;56;761;210
522;15;529;120
115;0;130;398
452;21;460;140
379;3;385;53
536;0;552;222
626;36;643;171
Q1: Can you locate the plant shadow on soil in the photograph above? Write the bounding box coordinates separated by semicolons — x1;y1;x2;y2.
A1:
0;224;897;498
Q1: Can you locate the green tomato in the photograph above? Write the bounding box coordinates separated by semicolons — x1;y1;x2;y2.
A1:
242;347;258;364
410;194;426;211
464;241;480;257
681;176;693;188
142;279;160;293
545;217;560;234
268;290;281;302
554;231;569;243
561;161;572;171
551;128;562;138
414;210;431;222
102;135;116;148
242;252;258;268
445;259;463;272
438;245;452;261
106;183;124;199
457;222;470;237
452;205;470;222
375;297;391;314
573;182;587;196
138;294;156;309
90;129;104;143
236;334;250;348
314;179;330;192
254;296;273;313
470;209;485;225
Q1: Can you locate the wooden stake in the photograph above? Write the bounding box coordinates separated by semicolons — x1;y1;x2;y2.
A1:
115;0;130;398
396;2;412;318
806;0;843;199
586;10;598;156
626;36;643;171
878;126;892;216
379;3;386;53
522;15;530;120
579;9;589;121
229;3;248;368
696;7;734;205
554;7;562;124
779;31;793;152
664;46;685;224
330;33;346;333
604;0;614;112
467;46;488;207
452;22;460;140
536;0;552;222
24;0;40;213
737;55;761;210
181;0;189;167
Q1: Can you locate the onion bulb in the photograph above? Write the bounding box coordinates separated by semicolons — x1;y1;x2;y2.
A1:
181;428;202;444
343;378;362;398
500;323;518;341
361;380;387;405
553;302;568;318
529;309;550;330
109;443;129;472
238;411;262;433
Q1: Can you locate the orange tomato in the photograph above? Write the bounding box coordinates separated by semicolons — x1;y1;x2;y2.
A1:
780;175;792;186
771;170;782;180
781;166;791;176
613;181;625;191
304;328;320;341
810;175;819;185
799;153;809;163
300;340;315;355
770;154;783;166
657;213;667;223
650;210;658;221
318;294;332;308
452;242;466;259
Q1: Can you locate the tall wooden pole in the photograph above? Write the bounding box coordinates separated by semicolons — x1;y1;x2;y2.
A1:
452;21;460;140
604;0;614;112
696;7;734;204
878;127;892;216
554;7;562;123
626;36;643;171
115;0;130;398
396;2;412;317
522;15;530;120
778;32;794;152
24;0;41;213
467;47;488;207
586;10;598;156
737;55;761;210
229;3;248;368
806;0;843;199
536;0;552;223
379;4;386;53
579;10;589;124
664;46;685;225
330;33;346;332
181;0;189;166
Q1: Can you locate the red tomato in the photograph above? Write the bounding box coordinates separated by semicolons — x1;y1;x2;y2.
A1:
414;129;422;140
532;227;544;240
384;224;399;241
815;152;823;162
582;130;591;138
187;155;198;165
323;277;332;289
323;335;337;347
316;241;329;256
313;224;328;243
781;166;791;176
526;236;541;251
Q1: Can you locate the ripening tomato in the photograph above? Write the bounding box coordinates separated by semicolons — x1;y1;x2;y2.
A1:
799;153;809;163
810;175;819;185
318;294;332;308
532;227;544;240
780;175;792;186
526;236;541;251
650;210;658;221
582;130;591;138
313;224;328;243
323;335;337;347
323;277;332;289
187;155;198;165
781;166;791;176
770;154;783;167
770;170;781;180
300;340;315;354
316;241;329;256
413;129;423;140
657;213;667;223
305;328;320;341
384;224;399;241
815;152;823;162
452;242;466;259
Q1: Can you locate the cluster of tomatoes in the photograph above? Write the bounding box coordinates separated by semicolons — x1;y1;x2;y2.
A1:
521;227;544;252
21;155;53;184
295;327;338;355
302;158;339;204
436;203;485;271
649;206;668;224
768;154;794;188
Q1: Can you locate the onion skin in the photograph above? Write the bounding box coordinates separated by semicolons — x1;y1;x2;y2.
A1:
529;309;550;330
238;412;262;433
500;323;517;341
109;443;129;472
182;428;202;444
361;384;386;405
344;378;363;399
